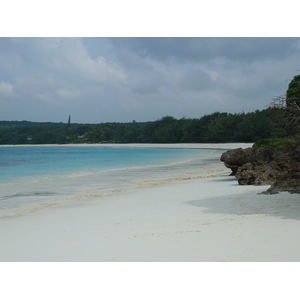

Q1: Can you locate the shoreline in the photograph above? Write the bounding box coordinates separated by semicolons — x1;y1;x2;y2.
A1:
1;142;300;262
0;160;228;218
0;142;253;150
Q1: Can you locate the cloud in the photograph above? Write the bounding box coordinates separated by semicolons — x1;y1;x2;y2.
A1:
0;81;14;97
179;67;213;91
1;38;126;105
1;37;300;123
56;88;81;101
107;37;300;63
130;72;164;95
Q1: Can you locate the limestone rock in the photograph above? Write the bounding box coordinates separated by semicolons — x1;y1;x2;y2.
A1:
220;143;300;194
220;147;254;175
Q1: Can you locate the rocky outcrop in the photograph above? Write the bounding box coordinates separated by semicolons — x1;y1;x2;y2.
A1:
220;143;300;194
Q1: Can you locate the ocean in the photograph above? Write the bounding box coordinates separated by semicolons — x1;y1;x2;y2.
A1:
0;145;224;216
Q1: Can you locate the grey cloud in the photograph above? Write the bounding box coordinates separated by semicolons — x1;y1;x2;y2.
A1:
0;81;14;97
180;67;213;91
1;37;300;123
107;37;300;63
130;71;164;95
1;37;124;95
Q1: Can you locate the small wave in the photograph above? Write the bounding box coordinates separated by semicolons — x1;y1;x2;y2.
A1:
1;191;57;200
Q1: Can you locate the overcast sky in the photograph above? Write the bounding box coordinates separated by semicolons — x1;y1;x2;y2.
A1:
1;37;300;123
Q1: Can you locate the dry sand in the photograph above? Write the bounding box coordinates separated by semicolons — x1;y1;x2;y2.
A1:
1;143;300;262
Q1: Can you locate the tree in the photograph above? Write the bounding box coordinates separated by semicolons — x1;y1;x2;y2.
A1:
235;110;273;142
85;126;105;142
269;75;300;135
67;115;71;128
286;75;300;107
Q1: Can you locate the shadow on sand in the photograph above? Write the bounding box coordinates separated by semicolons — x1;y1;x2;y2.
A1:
185;177;300;221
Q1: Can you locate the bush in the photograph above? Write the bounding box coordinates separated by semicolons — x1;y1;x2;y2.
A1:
270;127;287;138
253;137;298;149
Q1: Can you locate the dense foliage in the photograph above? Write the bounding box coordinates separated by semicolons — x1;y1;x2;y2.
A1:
268;74;300;136
0;109;282;145
253;137;299;149
286;75;300;107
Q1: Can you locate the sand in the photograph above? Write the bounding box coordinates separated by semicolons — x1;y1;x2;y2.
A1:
1;143;300;262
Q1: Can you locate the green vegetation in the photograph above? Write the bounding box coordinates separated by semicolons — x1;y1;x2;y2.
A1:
263;74;300;148
253;137;299;149
286;75;300;107
0;109;277;145
270;75;300;133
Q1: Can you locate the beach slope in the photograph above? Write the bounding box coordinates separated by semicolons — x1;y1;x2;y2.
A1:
1;143;300;261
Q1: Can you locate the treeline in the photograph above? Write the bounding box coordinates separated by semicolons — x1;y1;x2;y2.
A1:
0;109;286;145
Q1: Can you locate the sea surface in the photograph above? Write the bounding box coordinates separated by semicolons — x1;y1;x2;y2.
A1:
0;146;224;215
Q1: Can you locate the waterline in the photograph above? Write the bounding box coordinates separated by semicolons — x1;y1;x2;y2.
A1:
0;146;228;215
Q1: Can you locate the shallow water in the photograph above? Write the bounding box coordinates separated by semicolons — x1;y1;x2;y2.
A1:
0;146;224;215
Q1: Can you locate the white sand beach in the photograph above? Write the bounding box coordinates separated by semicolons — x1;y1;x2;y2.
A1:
1;143;300;262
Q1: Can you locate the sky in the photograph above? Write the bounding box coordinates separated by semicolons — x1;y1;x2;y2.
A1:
1;37;300;124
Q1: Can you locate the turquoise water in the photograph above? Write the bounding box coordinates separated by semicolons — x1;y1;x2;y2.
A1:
0;146;204;183
0;146;223;214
